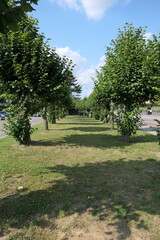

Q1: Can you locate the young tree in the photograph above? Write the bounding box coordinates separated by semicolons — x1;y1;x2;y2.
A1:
94;69;112;125
146;34;160;96
0;16;46;144
102;23;159;142
39;51;81;129
0;15;81;143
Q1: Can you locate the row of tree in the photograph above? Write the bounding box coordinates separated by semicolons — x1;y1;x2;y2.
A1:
0;15;81;144
75;24;160;142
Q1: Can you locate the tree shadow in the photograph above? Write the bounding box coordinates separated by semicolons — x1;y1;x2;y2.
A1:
31;133;157;148
31;139;65;147
48;127;110;132
57;116;104;126
63;133;157;148
1;158;160;239
58;122;102;125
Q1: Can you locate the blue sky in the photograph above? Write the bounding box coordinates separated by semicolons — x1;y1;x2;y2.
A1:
31;0;160;98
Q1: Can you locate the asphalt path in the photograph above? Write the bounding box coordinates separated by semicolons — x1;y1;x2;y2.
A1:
141;113;160;124
0;117;43;139
141;113;160;135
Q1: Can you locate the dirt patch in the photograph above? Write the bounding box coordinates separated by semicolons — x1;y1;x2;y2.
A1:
148;151;160;157
55;213;109;240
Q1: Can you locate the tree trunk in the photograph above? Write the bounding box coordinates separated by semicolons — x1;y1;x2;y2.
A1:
57;107;60;121
110;102;114;130
124;105;130;143
52;116;56;124
43;105;49;130
124;132;130;143
103;116;108;124
20;110;31;145
51;104;56;124
20;132;31;145
52;111;56;124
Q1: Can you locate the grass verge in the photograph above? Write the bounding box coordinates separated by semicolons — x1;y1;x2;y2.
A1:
0;115;160;240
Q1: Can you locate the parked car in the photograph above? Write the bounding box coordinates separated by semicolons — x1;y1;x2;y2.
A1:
0;111;9;120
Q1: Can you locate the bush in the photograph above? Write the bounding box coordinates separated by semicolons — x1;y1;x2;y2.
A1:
116;108;142;142
4;112;34;145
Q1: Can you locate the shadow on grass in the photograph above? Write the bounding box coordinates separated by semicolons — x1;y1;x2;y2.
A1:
1;159;160;239
31;133;157;149
48;126;110;132
58;122;103;126
57;116;104;126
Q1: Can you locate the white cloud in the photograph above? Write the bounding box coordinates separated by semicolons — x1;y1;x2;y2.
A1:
51;0;119;20
78;55;105;85
56;46;86;64
56;46;105;97
56;46;86;76
77;55;105;97
78;67;95;84
52;0;80;10
144;32;153;40
80;0;117;20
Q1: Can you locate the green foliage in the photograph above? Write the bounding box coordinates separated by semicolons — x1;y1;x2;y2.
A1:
0;16;45;144
91;83;111;121
0;0;38;34
74;90;110;121
47;104;56;124
104;23;158;106
0;15;81;143
0;16;45;98
116;107;142;142
153;119;160;145
47;104;68;124
4;114;33;145
4;104;34;144
93;23;160;141
74;97;89;115
38;51;81;126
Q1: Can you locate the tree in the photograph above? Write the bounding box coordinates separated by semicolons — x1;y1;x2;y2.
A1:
94;69;112;125
105;24;153;106
0;0;38;33
146;34;160;98
74;97;89;116
0;16;46;144
0;15;81;144
38;50;81;129
96;23;159;142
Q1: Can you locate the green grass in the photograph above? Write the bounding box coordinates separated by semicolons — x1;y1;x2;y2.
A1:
0;115;160;240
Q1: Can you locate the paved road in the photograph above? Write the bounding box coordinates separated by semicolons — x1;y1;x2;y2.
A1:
141;113;160;135
0;117;43;139
141;113;160;124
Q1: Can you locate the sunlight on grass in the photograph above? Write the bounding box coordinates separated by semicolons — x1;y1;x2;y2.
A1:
0;115;160;240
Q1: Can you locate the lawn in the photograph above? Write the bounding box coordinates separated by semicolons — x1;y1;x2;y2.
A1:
0;115;160;240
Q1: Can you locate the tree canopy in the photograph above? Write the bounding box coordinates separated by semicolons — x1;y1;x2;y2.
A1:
0;15;81;144
0;0;38;33
89;23;160;142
